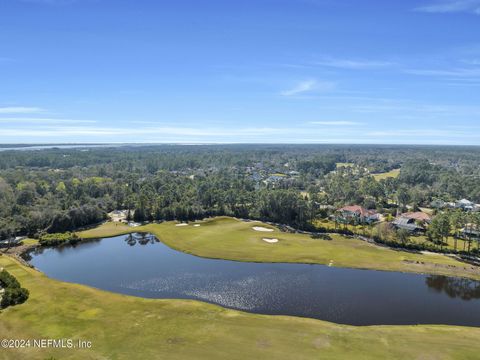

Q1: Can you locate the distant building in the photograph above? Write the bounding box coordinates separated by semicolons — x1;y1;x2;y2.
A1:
250;172;262;182
392;212;431;233
402;211;432;223
456;199;475;211
108;209;130;222
336;205;379;224
0;237;23;248
264;175;284;184
318;204;336;210
430;199;446;209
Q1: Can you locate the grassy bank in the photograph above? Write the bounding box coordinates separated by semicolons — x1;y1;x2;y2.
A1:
372;168;401;181
1;255;480;360
80;217;480;280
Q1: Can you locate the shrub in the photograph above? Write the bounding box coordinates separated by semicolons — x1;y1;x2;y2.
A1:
39;232;80;246
1;287;29;308
0;270;29;309
0;269;20;288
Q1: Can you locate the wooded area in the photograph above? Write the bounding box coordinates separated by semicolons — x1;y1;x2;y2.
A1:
1;145;480;251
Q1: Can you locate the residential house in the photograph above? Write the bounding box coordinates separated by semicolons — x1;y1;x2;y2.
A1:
0;236;23;248
108;209;130;222
456;199;475;211
430;199;446;209
392;212;431;233
336;205;379;225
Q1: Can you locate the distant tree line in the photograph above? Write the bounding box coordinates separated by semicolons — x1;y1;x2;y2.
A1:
1;145;480;239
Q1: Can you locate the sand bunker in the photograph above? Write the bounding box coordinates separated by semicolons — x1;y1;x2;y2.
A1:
175;223;188;227
252;226;274;232
193;224;201;227
262;238;278;243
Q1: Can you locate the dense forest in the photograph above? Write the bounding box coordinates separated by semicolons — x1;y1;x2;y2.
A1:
1;144;480;240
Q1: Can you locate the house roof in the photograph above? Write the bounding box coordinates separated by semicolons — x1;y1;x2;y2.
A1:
338;205;377;217
393;217;424;231
401;212;431;222
458;199;473;205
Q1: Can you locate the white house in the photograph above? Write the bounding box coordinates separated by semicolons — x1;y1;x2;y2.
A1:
456;199;475;211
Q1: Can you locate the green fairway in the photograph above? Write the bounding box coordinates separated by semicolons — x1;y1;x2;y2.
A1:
1;255;480;360
371;168;401;181
335;162;354;168
19;238;39;246
80;217;480;280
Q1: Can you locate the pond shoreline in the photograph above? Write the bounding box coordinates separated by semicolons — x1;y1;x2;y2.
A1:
26;232;480;327
73;218;480;281
6;217;480;282
3;253;480;360
1;243;39;267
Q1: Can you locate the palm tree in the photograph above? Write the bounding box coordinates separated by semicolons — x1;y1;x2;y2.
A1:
474;212;480;253
450;210;464;251
465;213;474;253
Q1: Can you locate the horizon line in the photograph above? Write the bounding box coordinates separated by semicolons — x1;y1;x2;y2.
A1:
2;142;480;147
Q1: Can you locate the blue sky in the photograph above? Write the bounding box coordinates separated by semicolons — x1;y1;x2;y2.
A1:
1;0;480;144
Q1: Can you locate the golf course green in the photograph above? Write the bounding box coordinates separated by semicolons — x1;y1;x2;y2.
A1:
1;217;480;359
80;217;480;280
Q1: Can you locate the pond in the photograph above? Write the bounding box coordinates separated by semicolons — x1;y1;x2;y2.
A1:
26;233;480;326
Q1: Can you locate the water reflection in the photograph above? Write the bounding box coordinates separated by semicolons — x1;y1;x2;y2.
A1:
27;233;480;326
426;275;480;300
124;233;158;246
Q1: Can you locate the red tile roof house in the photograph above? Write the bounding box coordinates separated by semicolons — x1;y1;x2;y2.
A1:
336;205;379;225
401;212;432;223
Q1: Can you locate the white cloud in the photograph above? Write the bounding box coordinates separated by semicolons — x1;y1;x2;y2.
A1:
0;117;96;124
414;0;480;14
314;58;394;69
0;126;306;138
403;67;480;78
2;123;479;145
309;121;363;126
0;106;45;114
280;79;334;96
366;129;479;138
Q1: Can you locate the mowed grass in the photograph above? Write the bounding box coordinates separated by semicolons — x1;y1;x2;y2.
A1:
79;217;480;280
335;162;354;168
371;168;401;181
2;255;480;360
20;238;38;246
78;221;132;238
411;234;479;252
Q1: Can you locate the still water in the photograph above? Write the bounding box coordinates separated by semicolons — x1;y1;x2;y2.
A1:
27;233;480;326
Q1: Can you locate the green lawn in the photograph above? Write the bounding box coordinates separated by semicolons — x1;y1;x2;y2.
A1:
20;238;39;246
79;221;133;238
1;254;480;360
335;162;354;168
79;217;480;280
411;234;479;252
371;168;401;181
